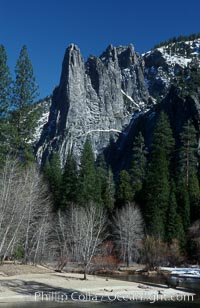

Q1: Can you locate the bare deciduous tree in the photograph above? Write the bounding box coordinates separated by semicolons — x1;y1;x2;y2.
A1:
21;164;52;264
113;202;144;267
69;203;106;279
141;235;168;270
0;159;25;260
53;209;70;271
0;157;52;264
68;203;107;279
54;203;107;279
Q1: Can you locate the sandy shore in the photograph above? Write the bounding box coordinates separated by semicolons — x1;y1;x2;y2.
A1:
0;266;196;304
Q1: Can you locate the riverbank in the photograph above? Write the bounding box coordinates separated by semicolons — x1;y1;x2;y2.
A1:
0;265;196;304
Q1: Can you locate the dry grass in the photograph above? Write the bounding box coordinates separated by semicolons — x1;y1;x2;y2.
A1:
0;263;51;276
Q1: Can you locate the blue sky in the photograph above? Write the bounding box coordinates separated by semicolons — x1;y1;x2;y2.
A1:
1;0;200;98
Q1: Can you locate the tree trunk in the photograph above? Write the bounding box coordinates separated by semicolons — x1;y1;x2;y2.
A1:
126;253;130;267
126;245;130;267
83;264;87;280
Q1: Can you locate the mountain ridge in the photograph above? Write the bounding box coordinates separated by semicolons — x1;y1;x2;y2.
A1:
35;43;152;166
35;35;200;168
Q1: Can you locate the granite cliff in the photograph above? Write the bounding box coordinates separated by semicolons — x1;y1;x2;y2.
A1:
36;43;153;165
35;37;200;168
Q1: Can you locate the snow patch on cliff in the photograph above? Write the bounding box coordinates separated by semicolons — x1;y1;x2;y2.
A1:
121;89;141;110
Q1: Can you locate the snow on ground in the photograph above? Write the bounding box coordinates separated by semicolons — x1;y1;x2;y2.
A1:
144;39;200;93
156;39;200;69
160;267;200;278
157;46;192;68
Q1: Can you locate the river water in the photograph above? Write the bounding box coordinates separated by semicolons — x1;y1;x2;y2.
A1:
106;273;200;292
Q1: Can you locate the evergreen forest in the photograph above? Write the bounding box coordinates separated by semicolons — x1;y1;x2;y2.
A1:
1;42;200;273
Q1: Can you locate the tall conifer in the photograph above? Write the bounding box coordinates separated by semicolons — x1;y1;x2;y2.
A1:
130;132;147;195
96;154;115;209
60;151;78;208
0;45;12;162
11;45;39;158
116;170;133;206
43;152;62;210
144;112;175;238
78;137;97;205
177;120;200;225
167;180;185;245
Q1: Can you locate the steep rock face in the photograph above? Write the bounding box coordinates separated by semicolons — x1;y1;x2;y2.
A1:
36;44;151;165
161;87;200;138
36;37;200;169
143;39;200;98
108;87;200;173
111;97;200;174
33;96;52;143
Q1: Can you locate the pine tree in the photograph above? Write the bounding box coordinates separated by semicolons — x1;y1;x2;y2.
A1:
153;112;175;156
176;182;190;231
95;154;107;207
78;137;98;205
0;45;12;162
179;120;198;185
176;214;186;249
11;45;39;158
60;151;78;208
189;175;200;220
130;132;147;195
95;168;103;206
145;150;170;237
96;154;115;210
0;45;12;115
103;167;115;210
42;159;51;182
43;152;62;210
167;180;185;245
116;170;133;206
177;120;200;225
144;112;175;238
167;181;179;241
